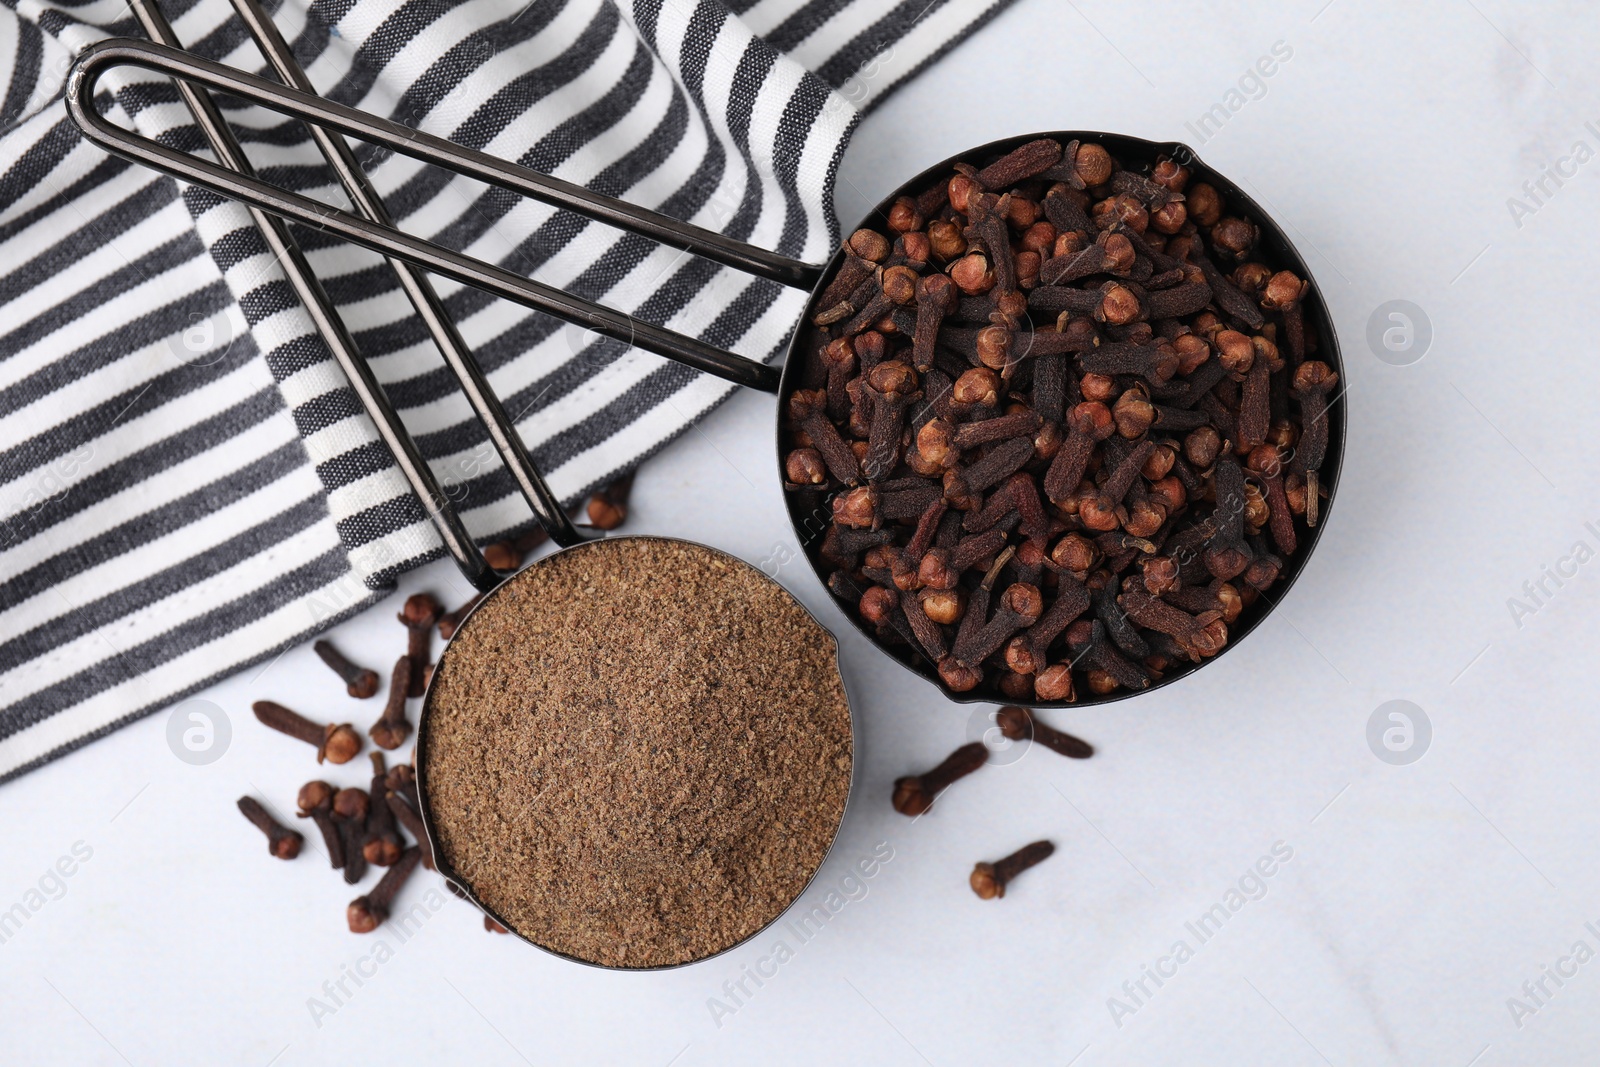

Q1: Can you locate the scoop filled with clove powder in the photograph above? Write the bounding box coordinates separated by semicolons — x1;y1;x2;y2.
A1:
420;536;853;969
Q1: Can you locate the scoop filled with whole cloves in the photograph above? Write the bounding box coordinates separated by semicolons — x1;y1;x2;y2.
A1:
780;132;1342;707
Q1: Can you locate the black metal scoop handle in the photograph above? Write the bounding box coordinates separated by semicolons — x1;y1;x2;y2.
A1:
66;39;819;392
66;14;823;589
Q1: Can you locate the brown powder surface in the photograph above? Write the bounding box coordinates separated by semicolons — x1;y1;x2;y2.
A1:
422;537;852;968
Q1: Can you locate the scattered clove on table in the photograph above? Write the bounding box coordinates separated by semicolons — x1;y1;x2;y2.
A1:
397;594;440;698
970;840;1056;900
892;742;988;816
253;701;362;764
312;640;378;699
237;796;302;860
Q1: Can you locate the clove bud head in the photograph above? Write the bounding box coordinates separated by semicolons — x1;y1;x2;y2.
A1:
347;898;386;934
952;368;1001;407
786;448;828;486
333;787;370;822
1293;360;1337;394
363;836;403;867
368;720;411;753
1050;533;1099;574
297;780;335;814
999;584;1044;624
891;778;933;817
921;589;966;626
936;654;982;693
832;487;878;529
949;253;995;295
321;723;363;765
1034;664;1075;702
848;228;890;262
995;705;1032;743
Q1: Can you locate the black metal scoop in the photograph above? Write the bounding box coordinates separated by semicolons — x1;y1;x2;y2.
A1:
65;3;1343;714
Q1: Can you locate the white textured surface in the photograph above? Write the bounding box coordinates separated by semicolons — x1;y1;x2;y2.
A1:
6;1;1600;1063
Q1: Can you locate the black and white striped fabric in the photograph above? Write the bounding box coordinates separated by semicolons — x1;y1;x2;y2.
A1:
0;0;1009;782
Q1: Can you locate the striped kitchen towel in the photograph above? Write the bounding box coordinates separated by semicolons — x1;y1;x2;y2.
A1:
0;0;1009;782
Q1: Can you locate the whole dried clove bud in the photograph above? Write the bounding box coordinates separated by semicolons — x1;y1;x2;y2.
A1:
995;706;1093;759
332;787;370;885
482;540;521;571
887;196;923;233
1073;143;1113;187
253;701;361;764
1051;533;1100;576
1214;330;1255;374
921;588;966;625
1092;195;1147;234
1233;261;1272;296
1151;158;1189;192
928;219;967;261
1097;282;1144;325
348;848;422;933
950;253;995;295
369;656;413;749
849;228;891;262
296;781;344;870
1113;388;1156;438
1184;426;1223;469
398;594;440;698
970;840;1055;899
1142;556;1181;596
1150;200;1187;234
1186;183;1223;226
1260;270;1307;311
313;641;378;699
952;367;1001;408
832;486;878;529
1209;217;1259;259
785;447;828;486
858;586;898;626
363;753;404;867
586;472;635;530
948;173;981;215
893;742;988;816
1034;664;1075;702
238;796;302;860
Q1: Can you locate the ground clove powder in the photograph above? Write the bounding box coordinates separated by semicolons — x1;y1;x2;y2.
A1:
423;537;852;968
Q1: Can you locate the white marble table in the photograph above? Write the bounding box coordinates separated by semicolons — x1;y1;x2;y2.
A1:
6;2;1600;1063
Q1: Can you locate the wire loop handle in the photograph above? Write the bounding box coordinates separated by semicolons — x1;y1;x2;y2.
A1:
67;38;818;393
66;19;825;586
